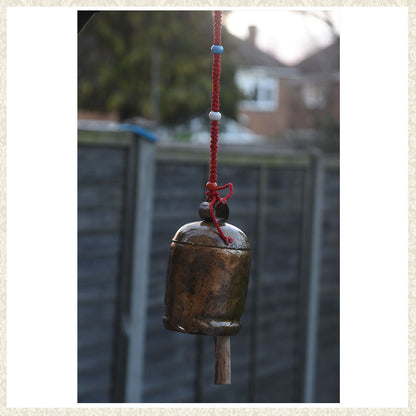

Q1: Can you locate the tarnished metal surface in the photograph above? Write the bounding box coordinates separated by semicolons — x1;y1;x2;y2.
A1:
163;203;251;336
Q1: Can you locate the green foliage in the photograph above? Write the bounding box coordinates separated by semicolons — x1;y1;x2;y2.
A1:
78;11;240;124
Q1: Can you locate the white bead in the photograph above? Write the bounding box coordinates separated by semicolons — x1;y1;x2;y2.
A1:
209;111;221;121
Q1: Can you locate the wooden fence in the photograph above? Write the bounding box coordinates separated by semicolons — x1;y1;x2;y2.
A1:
78;125;339;403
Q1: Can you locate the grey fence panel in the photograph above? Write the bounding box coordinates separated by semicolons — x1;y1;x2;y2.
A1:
141;153;334;403
142;162;207;403
316;168;340;402
78;144;130;403
77;133;340;403
77;127;151;403
140;150;339;403
255;167;306;403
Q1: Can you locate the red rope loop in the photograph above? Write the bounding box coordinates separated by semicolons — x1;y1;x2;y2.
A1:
207;10;233;244
206;182;234;244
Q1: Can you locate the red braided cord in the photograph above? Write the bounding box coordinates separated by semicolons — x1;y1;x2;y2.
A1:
209;11;222;184
206;10;234;245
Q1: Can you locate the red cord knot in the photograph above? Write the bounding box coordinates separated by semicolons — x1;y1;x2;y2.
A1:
206;182;234;244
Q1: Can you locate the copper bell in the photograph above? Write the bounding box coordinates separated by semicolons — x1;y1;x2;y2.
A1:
163;201;251;384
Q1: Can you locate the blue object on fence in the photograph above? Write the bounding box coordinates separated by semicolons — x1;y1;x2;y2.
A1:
119;123;158;143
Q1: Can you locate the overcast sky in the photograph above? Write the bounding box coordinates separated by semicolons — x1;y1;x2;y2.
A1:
224;9;340;65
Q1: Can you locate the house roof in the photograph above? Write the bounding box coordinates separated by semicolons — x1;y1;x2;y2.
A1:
296;37;340;73
226;32;288;68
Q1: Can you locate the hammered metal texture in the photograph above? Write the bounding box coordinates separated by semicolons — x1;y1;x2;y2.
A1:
163;219;251;336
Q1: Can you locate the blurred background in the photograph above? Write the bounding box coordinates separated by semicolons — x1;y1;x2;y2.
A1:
77;10;339;403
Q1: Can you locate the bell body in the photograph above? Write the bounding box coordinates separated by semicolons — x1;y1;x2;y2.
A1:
163;208;251;337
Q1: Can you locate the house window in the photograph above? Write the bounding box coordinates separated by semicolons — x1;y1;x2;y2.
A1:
236;69;278;112
302;82;326;109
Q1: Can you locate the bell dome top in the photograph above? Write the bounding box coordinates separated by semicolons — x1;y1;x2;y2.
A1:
172;202;250;250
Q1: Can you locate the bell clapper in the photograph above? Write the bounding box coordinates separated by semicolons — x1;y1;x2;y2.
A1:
214;335;231;385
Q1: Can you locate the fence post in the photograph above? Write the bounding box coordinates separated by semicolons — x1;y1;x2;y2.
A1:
124;138;156;402
299;152;325;402
248;165;268;402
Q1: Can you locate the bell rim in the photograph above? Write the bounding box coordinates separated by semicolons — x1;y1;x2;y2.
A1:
163;316;242;336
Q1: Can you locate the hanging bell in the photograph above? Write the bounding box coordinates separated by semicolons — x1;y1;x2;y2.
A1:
163;201;251;384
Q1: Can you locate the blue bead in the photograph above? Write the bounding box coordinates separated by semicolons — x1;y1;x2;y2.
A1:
211;45;224;55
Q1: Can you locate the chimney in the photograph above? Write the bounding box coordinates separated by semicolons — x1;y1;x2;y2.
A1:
247;25;257;46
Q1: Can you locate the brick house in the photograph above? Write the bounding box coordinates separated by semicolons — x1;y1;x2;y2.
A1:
79;23;339;142
229;26;296;137
231;27;340;139
288;37;340;138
